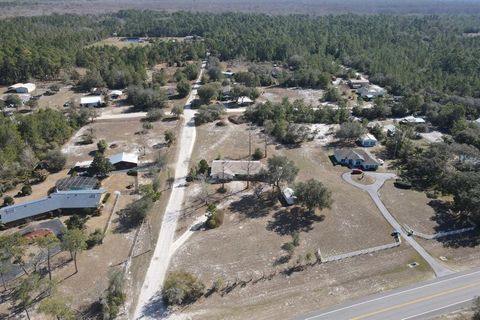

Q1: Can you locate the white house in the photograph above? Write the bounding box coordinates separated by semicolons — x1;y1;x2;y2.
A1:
80;96;104;108
210;160;263;181
8;83;36;94
282;188;297;205
0;189;104;224
348;78;369;89
334;148;380;170
357;85;385;100
222;71;235;78
237;96;254;105
109;90;123;99
73;152;138;171
358;133;378;147
400;116;426;124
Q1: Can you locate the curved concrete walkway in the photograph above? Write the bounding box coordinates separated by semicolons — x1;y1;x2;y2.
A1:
342;172;454;278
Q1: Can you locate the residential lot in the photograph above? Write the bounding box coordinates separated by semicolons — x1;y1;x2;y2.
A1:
166;117;436;319
62;117;178;166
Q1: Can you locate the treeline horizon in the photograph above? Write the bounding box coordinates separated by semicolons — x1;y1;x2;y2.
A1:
4;0;480;17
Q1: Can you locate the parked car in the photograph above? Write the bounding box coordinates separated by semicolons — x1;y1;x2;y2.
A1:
351;169;363;175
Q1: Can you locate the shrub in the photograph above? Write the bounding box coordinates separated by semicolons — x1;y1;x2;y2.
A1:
146;109;164;122
206;210;224;229
215;120;226;127
171;105;184;117
292;231;300;247
394;179;412;189
97;139;108;153
282;242;295;257
119;196;153;227
86;229;104;249
163;271;205;305
126;169;138;176
197;159;210;175
186;167;197;182
177;79;191;98
194;104;226;126
252;148;264;160
3;196;14;206
42;149;67;173
100;271;125;320
66;215;87;230
21;185;32;196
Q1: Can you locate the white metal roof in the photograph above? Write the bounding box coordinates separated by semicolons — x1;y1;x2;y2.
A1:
237;96;253;104
74;160;93;168
80;96;103;104
109;90;123;96
8;83;36;92
401;116;426;124
282;187;297;205
109;152;138;165
361;133;378;141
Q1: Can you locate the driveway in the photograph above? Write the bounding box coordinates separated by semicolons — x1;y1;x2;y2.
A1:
342;172;453;278
133;64;206;319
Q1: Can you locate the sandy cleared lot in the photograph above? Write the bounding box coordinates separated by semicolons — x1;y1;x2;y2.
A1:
258;87;325;106
62;117;178;166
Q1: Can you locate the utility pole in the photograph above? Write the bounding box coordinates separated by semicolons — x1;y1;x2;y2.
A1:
247;126;252;189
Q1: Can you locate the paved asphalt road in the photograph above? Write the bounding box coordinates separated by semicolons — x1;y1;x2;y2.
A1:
342;172;453;278
298;267;480;320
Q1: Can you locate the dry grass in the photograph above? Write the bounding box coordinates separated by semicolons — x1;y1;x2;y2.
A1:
379;180;439;235
164;121;422;319
257;87;325;106
416;234;480;271
63;117;178;166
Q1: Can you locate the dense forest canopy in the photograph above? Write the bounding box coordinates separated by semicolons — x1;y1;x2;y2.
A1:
2;11;480;99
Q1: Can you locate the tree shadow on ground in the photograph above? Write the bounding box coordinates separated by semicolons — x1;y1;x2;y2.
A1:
427;199;480;248
429;200;472;233
267;207;324;236
140;292;167;319
436;230;480;248
81;300;102;319
228;194;273;219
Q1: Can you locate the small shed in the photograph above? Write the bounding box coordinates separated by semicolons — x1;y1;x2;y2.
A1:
80;96;104;108
282;188;297;206
109;152;138;170
358;133;378;147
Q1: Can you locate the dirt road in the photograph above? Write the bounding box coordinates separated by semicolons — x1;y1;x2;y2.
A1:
133;61;206;319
